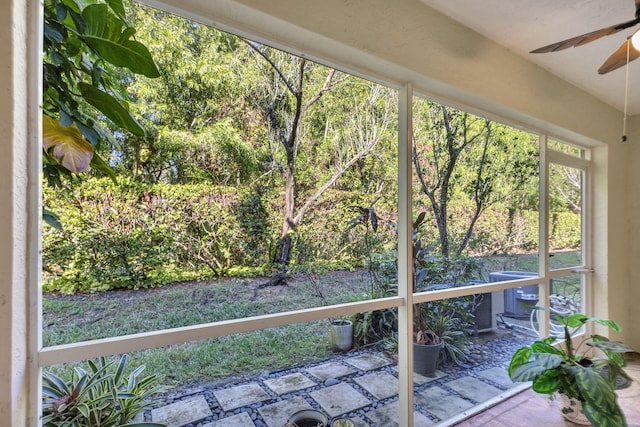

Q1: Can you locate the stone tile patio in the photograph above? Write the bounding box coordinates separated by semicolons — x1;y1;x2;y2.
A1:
311;382;372;418
145;349;522;426
213;383;272;411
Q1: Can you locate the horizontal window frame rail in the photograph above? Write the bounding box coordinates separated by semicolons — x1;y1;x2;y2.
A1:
38;296;403;367
547;149;589;170
549;266;588;278
413;276;543;304
40;275;567;368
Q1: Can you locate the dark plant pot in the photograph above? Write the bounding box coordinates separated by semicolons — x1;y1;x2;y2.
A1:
413;342;443;377
330;319;353;352
287;409;329;427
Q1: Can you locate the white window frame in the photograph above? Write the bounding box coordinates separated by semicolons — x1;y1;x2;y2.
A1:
30;4;594;427
545;140;593;335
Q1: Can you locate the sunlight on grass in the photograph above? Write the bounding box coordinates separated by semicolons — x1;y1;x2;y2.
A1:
43;322;334;389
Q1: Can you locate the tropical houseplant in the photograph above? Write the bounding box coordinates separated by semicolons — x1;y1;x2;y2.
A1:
412;302;444;376
42;354;166;426
508;310;634;427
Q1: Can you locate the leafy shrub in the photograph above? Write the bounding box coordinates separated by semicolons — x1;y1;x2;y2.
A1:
42;177;579;294
42;355;165;426
42;181;398;293
550;211;581;250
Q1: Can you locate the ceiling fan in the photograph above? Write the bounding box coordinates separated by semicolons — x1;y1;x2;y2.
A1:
531;0;640;74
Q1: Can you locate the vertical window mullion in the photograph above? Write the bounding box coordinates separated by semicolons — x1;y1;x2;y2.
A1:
538;135;550;337
397;83;414;427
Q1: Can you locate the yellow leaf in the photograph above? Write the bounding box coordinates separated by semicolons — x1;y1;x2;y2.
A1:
42;115;94;173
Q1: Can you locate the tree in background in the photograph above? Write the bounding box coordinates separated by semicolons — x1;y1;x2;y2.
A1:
106;7;398;276
121;7;262;184
239;43;396;278
412;100;538;257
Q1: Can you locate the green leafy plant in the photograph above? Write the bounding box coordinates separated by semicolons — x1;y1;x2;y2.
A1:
42;354;165;426
412;213;476;364
42;0;160;228
43;0;159;178
345;202;398;345
509;311;634;427
417;302;468;364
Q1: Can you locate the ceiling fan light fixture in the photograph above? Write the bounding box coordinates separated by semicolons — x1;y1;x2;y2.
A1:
632;30;640;50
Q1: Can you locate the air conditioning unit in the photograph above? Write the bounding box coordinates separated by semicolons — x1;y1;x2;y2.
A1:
489;271;538;318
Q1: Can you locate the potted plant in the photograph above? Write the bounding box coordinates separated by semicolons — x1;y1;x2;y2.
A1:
508;310;634;427
412;213;471;374
413;304;444;376
330;317;354;352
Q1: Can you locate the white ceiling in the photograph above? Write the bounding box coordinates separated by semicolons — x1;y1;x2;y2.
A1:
420;0;640;114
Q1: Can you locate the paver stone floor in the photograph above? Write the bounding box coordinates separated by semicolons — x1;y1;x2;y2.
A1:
353;372;399;400
151;395;213;426
258;396;312;427
364;401;434;427
214;383;272;411
310;382;373;418
445;376;503;404
145;351;520;426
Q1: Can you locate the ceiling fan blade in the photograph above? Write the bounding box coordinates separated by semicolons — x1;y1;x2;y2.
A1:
531;18;640;53
598;38;640;74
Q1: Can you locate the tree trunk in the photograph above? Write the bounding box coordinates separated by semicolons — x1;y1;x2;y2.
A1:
276;162;296;266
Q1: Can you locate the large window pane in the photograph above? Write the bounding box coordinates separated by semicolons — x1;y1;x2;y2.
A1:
411;97;540;283
42;5;399;344
408;96;541;422
549;162;583;270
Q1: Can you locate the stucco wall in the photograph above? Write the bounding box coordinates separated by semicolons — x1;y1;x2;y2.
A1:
0;0;32;425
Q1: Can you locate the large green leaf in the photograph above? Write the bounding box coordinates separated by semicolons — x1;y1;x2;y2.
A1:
510;354;563;382
81;4;160;78
588;340;633;354
42;115;94;173
582;400;628;427
532;369;560;394
90;152;118;183
531;340;565;355
564;313;589;328
508;346;531;376
592;318;622;333
79;82;145;136
574;368;618;414
43;208;63;231
106;0;126;21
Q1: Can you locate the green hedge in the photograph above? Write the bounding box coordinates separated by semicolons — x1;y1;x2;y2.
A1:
42;179;395;293
43;178;580;294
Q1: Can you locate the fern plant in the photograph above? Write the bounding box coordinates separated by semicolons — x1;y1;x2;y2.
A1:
42;354;165;426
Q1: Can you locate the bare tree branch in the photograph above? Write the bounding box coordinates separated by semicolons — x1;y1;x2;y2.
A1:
244;40;297;95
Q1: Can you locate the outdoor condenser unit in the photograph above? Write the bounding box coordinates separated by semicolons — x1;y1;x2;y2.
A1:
489;271;538;318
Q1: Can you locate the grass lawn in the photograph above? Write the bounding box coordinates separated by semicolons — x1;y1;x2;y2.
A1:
42;251;581;389
43;271;373;387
